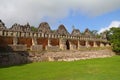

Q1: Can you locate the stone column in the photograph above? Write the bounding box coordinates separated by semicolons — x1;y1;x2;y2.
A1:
34;33;37;37
30;32;33;37
70;42;72;50
32;37;37;45
3;31;7;36
78;40;80;50
85;41;90;48
26;32;29;37
21;32;25;37
17;32;20;37
106;43;110;47
100;42;105;47
59;38;66;50
38;33;40;37
93;41;97;47
13;37;18;45
48;38;51;47
41;33;44;37
0;30;3;36
70;42;76;50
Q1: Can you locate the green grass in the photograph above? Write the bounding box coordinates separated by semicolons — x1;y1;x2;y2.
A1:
0;56;120;80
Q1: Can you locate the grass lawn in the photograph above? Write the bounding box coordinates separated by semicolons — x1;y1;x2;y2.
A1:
0;56;120;80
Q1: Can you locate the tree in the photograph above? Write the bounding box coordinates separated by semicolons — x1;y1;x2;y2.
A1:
90;30;100;38
106;27;120;53
31;26;37;32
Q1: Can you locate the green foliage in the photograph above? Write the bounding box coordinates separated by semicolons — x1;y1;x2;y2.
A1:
90;30;98;35
51;30;56;33
0;56;120;80
106;27;120;52
31;26;37;32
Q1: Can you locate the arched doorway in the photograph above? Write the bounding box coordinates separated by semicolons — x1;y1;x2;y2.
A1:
66;40;70;50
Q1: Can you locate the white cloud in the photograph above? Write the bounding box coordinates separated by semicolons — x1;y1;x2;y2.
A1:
98;21;120;33
0;0;120;27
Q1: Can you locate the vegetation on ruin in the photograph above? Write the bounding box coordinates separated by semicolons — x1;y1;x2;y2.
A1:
0;56;120;80
105;27;120;53
31;26;37;32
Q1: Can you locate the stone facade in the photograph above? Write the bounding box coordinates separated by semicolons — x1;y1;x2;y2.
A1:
10;23;31;32
55;24;70;35
71;29;81;36
38;22;51;33
84;28;92;37
0;49;115;66
0;20;112;66
0;19;110;52
0;20;6;30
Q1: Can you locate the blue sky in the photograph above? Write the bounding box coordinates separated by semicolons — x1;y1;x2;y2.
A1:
0;0;120;33
52;9;120;33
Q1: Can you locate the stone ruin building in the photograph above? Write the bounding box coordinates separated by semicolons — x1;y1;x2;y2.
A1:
0;19;110;52
0;19;112;65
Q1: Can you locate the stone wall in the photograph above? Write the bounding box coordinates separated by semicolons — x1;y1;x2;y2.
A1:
18;38;32;47
0;52;30;66
41;49;115;61
9;45;27;51
0;48;115;66
46;46;60;51
31;45;43;51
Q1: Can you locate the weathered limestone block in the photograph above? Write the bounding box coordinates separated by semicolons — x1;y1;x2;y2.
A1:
7;32;12;36
31;45;43;51
25;32;29;37
38;33;41;37
21;32;25;37
93;41;98;47
9;45;27;51
33;33;37;37
13;37;18;45
32;38;37;45
70;44;76;50
85;41;90;48
48;39;51;47
59;38;66;50
100;43;105;47
41;33;44;37
3;31;7;36
13;32;17;37
45;34;48;38
106;43;110;47
78;41;81;50
46;46;60;51
60;44;66;50
0;30;3;36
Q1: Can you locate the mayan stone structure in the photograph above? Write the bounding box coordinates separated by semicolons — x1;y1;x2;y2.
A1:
0;20;110;52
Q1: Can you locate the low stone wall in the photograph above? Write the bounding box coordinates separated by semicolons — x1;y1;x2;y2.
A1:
41;49;115;61
0;49;115;66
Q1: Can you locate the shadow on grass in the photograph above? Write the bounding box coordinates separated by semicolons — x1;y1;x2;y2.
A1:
0;62;32;69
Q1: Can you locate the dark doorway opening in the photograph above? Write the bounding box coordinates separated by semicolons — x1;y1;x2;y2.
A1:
66;40;70;50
